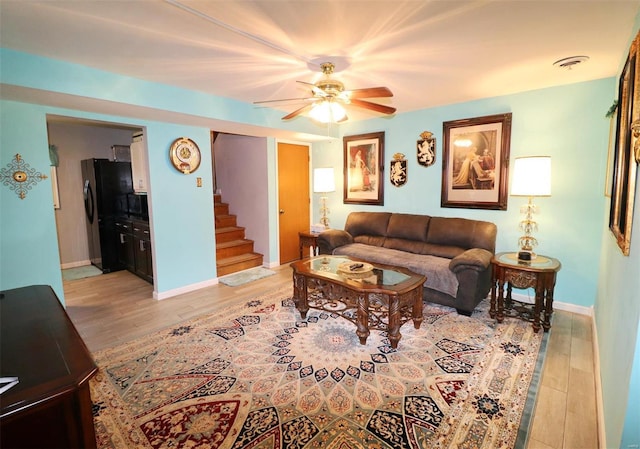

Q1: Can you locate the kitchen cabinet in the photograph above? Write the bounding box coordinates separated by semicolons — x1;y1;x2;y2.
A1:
133;220;153;284
130;133;149;193
114;217;135;272
115;217;152;284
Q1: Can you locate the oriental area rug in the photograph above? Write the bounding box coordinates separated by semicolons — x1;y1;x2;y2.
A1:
90;287;547;449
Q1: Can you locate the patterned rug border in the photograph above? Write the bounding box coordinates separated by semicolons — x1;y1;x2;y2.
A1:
515;326;550;447
90;286;547;449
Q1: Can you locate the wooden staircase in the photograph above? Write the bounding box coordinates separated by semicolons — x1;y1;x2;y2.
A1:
214;193;264;276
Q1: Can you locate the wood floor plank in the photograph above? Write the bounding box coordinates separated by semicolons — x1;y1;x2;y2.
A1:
528;385;567;449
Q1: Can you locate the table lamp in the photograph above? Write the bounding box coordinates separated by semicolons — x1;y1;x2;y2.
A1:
510;156;551;260
313;167;335;229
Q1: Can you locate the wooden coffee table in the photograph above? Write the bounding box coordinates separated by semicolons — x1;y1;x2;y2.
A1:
290;255;426;349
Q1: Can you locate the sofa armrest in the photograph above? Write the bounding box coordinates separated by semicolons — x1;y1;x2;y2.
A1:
317;229;354;254
449;248;493;273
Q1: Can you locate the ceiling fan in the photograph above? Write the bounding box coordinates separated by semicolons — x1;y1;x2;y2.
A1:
254;62;396;122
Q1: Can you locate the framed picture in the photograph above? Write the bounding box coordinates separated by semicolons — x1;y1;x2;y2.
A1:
609;31;639;256
441;113;512;210
343;131;384;205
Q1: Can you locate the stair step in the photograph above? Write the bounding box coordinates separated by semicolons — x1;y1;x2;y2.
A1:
217;253;263;276
215;214;237;228
214;203;229;216
216;239;254;259
215;226;245;243
214;193;222;204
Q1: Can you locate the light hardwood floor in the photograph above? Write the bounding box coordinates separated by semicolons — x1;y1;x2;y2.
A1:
63;267;599;449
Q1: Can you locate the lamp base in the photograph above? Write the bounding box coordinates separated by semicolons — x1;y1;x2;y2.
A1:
518;251;532;261
517;250;537;262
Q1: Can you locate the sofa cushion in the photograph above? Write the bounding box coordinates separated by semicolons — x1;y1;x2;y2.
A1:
427;217;496;253
333;243;459;297
344;212;391;238
386;213;430;242
354;235;386;247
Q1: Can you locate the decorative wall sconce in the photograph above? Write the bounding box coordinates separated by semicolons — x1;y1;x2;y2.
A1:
417;131;436;167
0;153;48;199
390;153;407;187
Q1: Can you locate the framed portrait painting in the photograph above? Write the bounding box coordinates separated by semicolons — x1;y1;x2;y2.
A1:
441;113;512;210
343;132;384;205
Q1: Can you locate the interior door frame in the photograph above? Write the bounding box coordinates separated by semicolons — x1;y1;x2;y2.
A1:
276;139;312;263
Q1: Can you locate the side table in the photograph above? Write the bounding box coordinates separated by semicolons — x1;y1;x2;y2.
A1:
299;231;320;259
490;252;561;332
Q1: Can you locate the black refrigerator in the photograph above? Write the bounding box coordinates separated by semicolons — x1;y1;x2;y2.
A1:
81;159;133;272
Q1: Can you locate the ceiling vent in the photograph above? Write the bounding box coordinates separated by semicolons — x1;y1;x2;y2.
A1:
553;56;589;70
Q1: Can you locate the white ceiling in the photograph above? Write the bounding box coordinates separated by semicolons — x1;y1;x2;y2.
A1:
1;0;638;124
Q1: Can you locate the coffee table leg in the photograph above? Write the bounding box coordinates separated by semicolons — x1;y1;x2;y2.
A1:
292;273;309;319
388;295;401;349
356;293;370;345
412;288;423;329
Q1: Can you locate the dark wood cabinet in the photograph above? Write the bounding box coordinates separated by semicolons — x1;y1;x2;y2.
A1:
115;217;135;272
115;217;153;284
0;285;98;449
133;220;153;283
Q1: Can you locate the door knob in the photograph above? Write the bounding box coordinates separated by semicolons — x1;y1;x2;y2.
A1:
279;209;285;214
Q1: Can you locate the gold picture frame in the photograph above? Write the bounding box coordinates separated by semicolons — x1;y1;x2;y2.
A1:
609;31;640;256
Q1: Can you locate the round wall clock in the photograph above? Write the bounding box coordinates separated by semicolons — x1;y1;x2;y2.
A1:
169;137;201;174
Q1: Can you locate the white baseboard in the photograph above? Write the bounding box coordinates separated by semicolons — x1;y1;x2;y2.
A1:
265;260;280;269
60;260;91;269
153;278;219;300
510;292;593;316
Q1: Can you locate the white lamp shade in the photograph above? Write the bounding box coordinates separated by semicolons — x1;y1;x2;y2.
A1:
511;156;551;196
313;167;336;193
308;101;346;123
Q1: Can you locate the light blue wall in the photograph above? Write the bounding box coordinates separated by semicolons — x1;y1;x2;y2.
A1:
597;13;640;449
621;324;640;448
0;101;218;300
0;48;328;302
313;78;614;309
0;101;64;298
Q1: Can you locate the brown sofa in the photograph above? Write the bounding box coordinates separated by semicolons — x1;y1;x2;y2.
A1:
317;212;497;315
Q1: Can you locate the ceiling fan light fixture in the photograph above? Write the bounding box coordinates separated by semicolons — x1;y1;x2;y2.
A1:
309;100;346;123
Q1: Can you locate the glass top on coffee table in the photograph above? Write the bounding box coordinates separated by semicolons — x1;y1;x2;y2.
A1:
295;255;418;288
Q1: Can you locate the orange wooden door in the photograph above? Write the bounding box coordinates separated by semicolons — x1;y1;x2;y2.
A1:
278;142;310;264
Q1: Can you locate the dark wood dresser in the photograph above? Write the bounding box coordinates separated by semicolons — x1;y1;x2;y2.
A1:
0;285;98;449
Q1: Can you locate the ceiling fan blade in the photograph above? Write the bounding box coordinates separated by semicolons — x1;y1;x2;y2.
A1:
296;80;327;97
350;98;396;115
253;97;315;105
346;87;393;99
282;103;314;120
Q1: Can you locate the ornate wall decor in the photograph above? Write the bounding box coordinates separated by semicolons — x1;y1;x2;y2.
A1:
417;131;436;167
0;153;48;200
390;153;407;187
169;137;201;174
